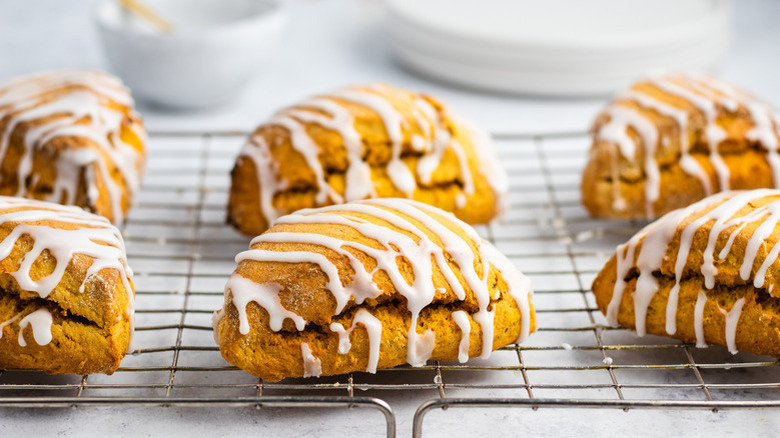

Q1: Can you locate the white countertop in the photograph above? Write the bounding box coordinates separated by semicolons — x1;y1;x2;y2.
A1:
1;0;780;436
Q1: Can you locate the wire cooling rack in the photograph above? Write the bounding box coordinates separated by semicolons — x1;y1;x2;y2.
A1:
1;130;779;438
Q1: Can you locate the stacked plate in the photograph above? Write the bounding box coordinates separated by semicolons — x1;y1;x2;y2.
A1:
385;0;732;96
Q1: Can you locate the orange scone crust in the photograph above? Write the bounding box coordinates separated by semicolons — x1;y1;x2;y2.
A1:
582;73;780;220
227;84;506;236
0;197;134;374
592;189;780;356
0;70;146;224
215;198;534;381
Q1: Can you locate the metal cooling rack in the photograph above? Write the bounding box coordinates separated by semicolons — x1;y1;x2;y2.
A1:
1;130;779;438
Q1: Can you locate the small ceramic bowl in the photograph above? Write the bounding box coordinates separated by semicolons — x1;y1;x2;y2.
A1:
95;0;286;109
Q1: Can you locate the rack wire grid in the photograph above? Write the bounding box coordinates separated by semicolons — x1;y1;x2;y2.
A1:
1;130;779;438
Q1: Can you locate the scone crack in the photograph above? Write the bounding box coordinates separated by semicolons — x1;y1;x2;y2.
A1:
606;142;772;186
0;293;103;331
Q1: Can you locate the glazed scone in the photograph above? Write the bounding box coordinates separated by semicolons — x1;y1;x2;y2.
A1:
0;70;146;224
228;84;507;236
214;198;534;381
592;189;780;356
582;72;780;220
0;197;134;374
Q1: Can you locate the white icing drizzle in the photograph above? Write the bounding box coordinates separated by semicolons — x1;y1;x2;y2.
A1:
694;290;708;348
0;71;145;224
17;308;52;347
300;342;323;377
623;90;712;195
451;310;471;363
0;196;134;350
328;308;383;373
458;118;508;216
665;190;778;334
238;136;285;228
237;85;505;227
267;115;343;205
607;191;731;332
250;232;382;305
609;189;780;354
739;201;780;280
227;198;533;372
720;298;745;354
597;105;660;217
211;308;225;344
290;98;373;201
352;309;382;373
649;75;728;149
225;274;304;334
597;73;780;216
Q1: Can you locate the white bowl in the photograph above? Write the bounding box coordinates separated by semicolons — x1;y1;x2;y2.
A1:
95;0;286;109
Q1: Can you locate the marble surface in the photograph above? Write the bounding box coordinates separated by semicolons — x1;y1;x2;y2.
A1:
1;1;780;437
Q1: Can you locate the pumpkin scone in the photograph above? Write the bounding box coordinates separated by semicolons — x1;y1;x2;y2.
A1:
0;70;146;224
592;189;780;356
582;72;780;220
227;83;507;236
0;196;135;374
213;198;534;381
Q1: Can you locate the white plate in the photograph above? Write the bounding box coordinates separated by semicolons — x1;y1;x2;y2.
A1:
391;31;728;96
385;0;732;96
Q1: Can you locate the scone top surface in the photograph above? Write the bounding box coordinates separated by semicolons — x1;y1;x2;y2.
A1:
582;72;780;220
0;70;146;224
214;198;534;381
0;196;135;374
228;83;507;236
592;189;780;357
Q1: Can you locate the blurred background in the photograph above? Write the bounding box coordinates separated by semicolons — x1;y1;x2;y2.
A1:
1;0;777;135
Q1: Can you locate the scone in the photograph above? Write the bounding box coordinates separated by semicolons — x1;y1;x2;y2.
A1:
227;83;507;236
592;189;780;356
214;198;534;381
0;196;134;374
582;72;780;220
0;70;146;224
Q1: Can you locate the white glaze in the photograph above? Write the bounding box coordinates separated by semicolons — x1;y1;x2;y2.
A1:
598;105;660;217
456;116;508;216
211;308;225;344
237;85;506;227
251;231;382;305
694;290;708;348
267;115;343;205
721;298;745;354
17;308;53;347
623;90;712;195
608;191;730;332
226;198;533;373
291;97;373;201
328;308;383;373
225;274;304;334
300;342;323;377
239;136;284;229
609;189;780;354
0;71;144;224
0;196;134;350
451;310;471;363
665;190;777;334
598;73;780;217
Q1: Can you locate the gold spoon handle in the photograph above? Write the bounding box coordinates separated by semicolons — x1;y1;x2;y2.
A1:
117;0;173;33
